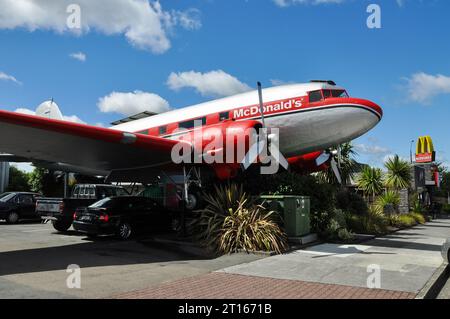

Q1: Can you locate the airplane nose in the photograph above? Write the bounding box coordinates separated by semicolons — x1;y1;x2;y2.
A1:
348;98;383;120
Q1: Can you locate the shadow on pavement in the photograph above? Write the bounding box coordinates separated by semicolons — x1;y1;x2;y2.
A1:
0;237;210;277
367;238;442;252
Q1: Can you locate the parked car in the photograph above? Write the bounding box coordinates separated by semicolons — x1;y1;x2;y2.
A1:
73;196;172;240
36;184;128;232
0;192;42;223
442;238;450;264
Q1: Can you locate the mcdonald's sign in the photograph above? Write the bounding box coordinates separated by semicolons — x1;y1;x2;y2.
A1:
415;136;436;163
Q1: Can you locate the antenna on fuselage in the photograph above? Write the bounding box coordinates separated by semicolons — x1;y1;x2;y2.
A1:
257;82;266;127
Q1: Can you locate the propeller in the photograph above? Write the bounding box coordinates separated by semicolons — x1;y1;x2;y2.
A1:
241;82;288;171
315;148;343;185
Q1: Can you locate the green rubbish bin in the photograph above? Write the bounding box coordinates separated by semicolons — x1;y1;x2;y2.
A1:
259;195;311;237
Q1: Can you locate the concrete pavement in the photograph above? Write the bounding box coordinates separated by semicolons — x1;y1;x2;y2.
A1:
219;219;450;294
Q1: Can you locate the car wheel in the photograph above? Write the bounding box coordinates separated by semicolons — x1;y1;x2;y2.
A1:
117;222;132;240
6;211;20;224
52;220;72;232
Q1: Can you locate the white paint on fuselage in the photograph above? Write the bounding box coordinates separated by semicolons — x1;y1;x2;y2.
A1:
111;83;380;157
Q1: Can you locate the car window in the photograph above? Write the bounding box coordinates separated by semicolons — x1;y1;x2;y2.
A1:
19;195;33;205
72;186;79;197
89;197;115;208
113;188;128;197
0;193;16;202
89;187;95;197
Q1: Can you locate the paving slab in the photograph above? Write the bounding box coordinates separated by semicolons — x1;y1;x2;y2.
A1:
218;219;450;293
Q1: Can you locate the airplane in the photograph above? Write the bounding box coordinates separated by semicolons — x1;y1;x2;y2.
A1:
0;80;382;208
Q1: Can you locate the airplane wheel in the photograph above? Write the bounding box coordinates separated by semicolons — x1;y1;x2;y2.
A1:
185;193;201;211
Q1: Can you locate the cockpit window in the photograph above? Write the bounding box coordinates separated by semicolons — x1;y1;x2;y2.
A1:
331;90;349;98
308;90;323;103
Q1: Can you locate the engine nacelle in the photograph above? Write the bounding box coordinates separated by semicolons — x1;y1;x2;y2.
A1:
171;120;263;180
288;151;330;174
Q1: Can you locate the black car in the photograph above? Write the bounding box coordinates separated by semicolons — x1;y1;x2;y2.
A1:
73;196;172;240
0;192;42;223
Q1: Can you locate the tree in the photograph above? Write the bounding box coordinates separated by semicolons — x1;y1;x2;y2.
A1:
6;166;31;192
356;166;384;201
317;142;360;186
28;167;64;196
384;155;411;190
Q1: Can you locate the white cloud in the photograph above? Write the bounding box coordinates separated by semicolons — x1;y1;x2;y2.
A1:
404;72;450;104
171;8;202;30
167;70;252;97
0;0;201;54
14;108;86;124
69;52;86;62
0;71;21;85
98;90;171;116
355;144;390;155
273;0;346;7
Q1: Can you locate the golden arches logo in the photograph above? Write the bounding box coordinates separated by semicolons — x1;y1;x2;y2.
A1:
415;136;435;163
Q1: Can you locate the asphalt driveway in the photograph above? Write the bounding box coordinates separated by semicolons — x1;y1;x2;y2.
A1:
0;221;262;298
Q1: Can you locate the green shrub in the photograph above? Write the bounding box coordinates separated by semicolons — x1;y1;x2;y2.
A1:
410;212;426;224
345;205;388;235
194;183;288;254
375;191;400;213
220;205;288;254
193;183;251;251
322;210;354;242
389;214;417;228
336;190;368;216
442;204;450;214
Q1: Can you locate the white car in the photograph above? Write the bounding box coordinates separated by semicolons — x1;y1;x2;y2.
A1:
442;238;450;264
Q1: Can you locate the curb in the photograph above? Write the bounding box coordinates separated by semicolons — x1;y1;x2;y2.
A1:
416;263;449;299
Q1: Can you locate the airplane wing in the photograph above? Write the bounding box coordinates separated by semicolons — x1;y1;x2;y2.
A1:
0;110;183;178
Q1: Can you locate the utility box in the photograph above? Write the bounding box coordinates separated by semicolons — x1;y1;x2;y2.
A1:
259;195;311;237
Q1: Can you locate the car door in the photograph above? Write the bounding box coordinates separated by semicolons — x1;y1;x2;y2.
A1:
17;194;35;217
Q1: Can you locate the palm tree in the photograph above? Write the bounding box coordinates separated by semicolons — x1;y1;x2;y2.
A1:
384;155;411;190
317;142;360;186
356;166;384;202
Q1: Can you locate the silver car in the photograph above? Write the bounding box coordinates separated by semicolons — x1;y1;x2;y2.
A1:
442;238;450;264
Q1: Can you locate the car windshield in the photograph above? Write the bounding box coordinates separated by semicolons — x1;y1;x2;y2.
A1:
89;197;116;208
0;192;11;199
0;193;16;202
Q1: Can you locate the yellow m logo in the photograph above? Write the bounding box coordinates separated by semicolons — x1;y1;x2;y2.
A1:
416;136;434;155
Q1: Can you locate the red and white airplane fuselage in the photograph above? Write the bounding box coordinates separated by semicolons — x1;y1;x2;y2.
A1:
0;81;382;182
111;81;382;176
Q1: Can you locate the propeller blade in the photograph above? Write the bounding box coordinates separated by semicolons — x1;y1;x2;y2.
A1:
241;138;266;170
316;152;331;167
330;158;343;185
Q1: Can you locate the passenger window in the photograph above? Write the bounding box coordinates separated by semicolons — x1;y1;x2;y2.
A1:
138;130;148;135
159;126;167;135
89;187;95;197
309;90;323;103
322;90;331;99
79;187;85;197
72;187;79;197
179;120;194;129
219;112;229;121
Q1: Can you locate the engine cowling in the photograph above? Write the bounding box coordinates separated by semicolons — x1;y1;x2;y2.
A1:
288;151;330;174
171;120;263;180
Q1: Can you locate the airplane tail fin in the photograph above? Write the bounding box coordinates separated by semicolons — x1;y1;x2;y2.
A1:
36;100;64;120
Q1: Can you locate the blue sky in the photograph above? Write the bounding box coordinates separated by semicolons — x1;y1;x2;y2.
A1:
0;0;449;171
